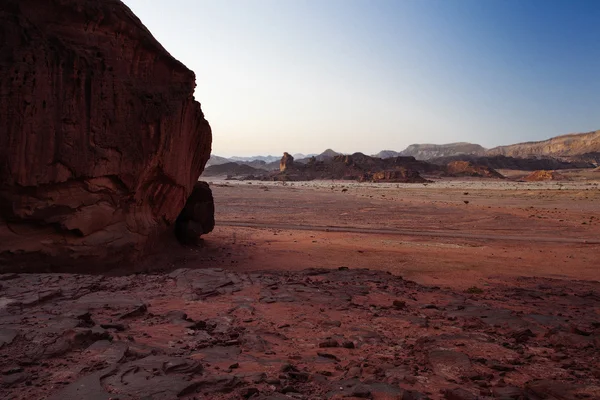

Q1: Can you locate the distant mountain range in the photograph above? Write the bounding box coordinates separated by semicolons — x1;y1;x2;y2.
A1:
378;143;487;160
205;129;600;171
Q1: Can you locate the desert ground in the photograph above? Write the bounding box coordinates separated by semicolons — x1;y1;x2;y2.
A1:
1;176;599;399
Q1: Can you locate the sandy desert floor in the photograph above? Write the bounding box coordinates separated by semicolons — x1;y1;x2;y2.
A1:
1;177;599;399
199;177;600;288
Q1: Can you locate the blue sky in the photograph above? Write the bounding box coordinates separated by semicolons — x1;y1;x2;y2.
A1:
123;0;600;156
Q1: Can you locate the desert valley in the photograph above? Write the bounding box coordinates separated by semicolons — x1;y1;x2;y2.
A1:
1;1;599;400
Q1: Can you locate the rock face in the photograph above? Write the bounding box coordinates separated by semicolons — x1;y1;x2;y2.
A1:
0;0;212;269
399;143;486;160
279;152;294;172
487;130;600;158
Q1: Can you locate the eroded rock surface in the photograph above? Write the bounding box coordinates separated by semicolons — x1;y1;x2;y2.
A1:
0;268;598;399
0;0;212;270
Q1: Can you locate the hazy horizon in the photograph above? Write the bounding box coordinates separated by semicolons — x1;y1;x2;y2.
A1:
123;0;600;157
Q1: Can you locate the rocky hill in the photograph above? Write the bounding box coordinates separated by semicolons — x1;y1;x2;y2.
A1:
373;150;401;159
205;155;231;167
487;130;600;158
266;152;505;182
271;152;433;182
398;142;487;160
202;162;262;178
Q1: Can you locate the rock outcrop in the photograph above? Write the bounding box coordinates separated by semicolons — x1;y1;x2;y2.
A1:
0;0;212;269
487;130;600;158
280;152;294;172
524;170;568;182
446;161;505;179
269;153;435;182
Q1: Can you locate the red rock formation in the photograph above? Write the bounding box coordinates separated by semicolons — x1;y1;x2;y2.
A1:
367;169;429;183
280;152;294;172
524;170;568;181
0;0;212;269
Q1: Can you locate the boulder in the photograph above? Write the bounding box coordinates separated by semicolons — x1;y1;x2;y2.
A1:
0;0;212;270
175;181;215;245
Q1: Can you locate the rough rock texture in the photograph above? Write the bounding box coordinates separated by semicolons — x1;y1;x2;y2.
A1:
446;161;505;179
487;130;600;158
524;170;568;182
0;0;212;269
399;143;487;160
279;152;294;172
0;268;598;399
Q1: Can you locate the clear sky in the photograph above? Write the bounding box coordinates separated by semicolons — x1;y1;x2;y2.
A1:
123;0;600;157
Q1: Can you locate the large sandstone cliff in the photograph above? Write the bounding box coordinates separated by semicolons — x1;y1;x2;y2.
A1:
486;130;600;158
0;0;212;269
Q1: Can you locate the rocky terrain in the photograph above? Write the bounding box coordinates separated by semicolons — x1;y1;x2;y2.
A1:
0;0;213;269
204;153;508;182
269;153;437;183
487;131;600;159
1;267;598;400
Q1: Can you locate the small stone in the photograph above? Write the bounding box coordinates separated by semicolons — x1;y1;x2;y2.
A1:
317;352;340;361
281;386;300;394
393;300;406;310
319;339;339;348
242;387;259;398
351;384;372;398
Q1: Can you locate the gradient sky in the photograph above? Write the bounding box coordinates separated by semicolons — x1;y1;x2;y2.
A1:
123;0;600;157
